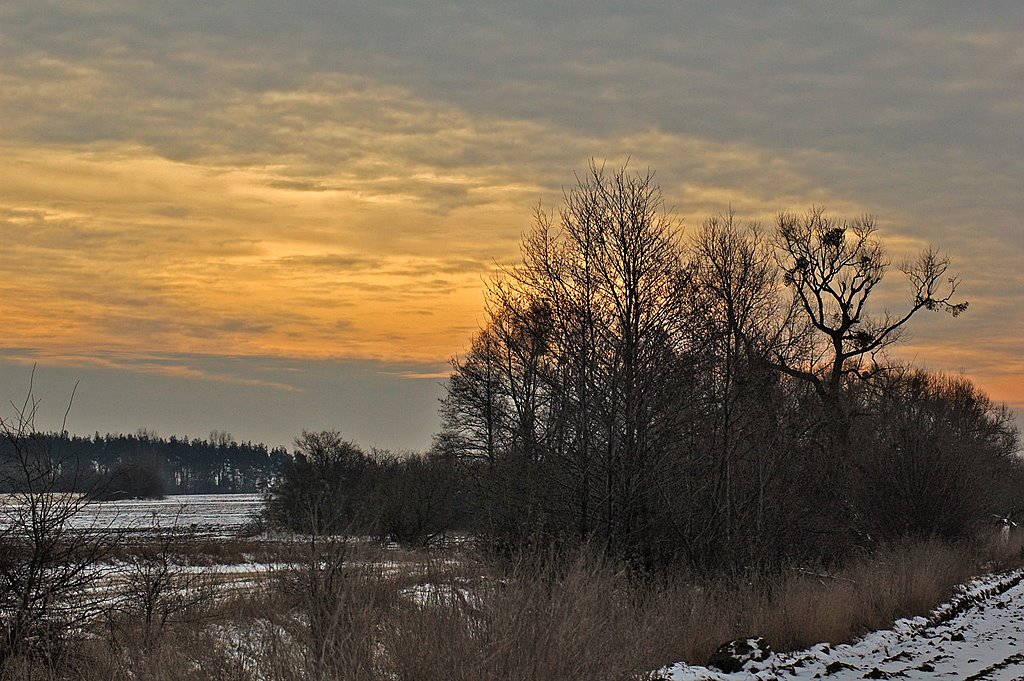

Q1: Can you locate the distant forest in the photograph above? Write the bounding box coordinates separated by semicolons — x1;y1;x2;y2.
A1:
0;431;289;496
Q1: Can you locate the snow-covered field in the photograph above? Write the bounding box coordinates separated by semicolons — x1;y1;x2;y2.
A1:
653;570;1024;680
68;493;264;537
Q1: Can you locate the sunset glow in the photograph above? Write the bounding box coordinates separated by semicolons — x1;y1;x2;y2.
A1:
2;2;1021;449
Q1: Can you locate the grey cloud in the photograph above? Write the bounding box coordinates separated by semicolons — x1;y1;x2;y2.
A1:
6;2;1022;157
271;254;385;272
265;180;344;192
2;0;1021;421
266;254;493;292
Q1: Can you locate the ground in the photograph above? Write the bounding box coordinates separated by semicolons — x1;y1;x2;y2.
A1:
654;570;1024;680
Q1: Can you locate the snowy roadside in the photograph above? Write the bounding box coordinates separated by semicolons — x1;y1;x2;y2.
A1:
653;569;1024;680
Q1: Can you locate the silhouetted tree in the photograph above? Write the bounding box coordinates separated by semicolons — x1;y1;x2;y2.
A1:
443;162;701;567
441;165;1006;571
769;208;967;424
269;431;376;534
854;368;1021;542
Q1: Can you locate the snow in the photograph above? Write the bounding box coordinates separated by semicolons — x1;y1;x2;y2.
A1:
401;581;479;607
652;570;1024;680
67;493;264;536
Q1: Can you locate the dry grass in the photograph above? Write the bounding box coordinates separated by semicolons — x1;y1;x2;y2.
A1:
639;535;1022;668
107;536;289;566
981;527;1024;572
386;552;653;681
6;532;1024;680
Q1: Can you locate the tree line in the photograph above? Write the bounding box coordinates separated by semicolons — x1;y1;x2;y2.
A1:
0;430;290;497
434;163;1019;569
267;163;1020;572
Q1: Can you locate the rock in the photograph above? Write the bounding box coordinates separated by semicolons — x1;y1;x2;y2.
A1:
707;637;773;673
825;660;856;674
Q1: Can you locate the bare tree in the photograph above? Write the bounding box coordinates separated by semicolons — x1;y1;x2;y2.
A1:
442;161;699;566
770;208;967;406
441;294;558;555
441;327;507;466
689;214;791;561
854;367;1021;541
0;375;117;666
754;209;969;553
533;162;692;564
268;430;376;535
108;508;215;653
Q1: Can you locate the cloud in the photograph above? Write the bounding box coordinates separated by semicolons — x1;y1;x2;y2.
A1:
0;347;302;392
0;0;1020;419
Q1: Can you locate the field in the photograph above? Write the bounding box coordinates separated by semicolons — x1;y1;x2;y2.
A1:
67;493;265;538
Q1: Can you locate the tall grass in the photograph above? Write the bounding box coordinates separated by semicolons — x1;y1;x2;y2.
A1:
387;551;652;681
640;539;977;666
4;533;1022;680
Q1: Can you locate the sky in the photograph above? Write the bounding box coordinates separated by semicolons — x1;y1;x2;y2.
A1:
1;1;1021;452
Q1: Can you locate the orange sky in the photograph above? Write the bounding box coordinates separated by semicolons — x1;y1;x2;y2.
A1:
1;2;1021;449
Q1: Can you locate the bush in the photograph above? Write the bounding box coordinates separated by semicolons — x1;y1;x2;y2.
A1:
96;455;166;500
853;369;1021;543
267;430;376;534
373;452;465;547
